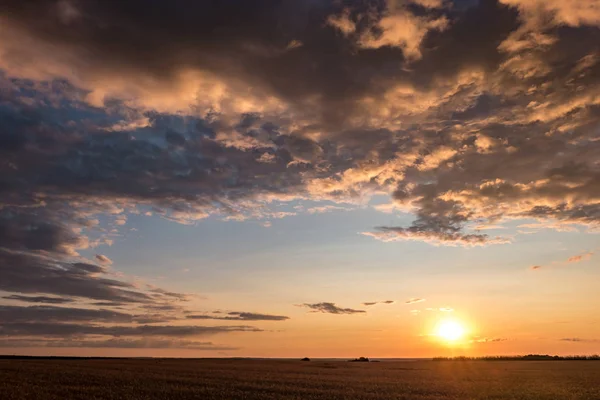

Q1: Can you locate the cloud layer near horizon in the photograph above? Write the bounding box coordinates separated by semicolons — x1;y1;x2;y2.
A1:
1;0;600;349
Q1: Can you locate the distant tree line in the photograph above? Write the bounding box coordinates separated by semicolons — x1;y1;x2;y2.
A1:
433;354;600;361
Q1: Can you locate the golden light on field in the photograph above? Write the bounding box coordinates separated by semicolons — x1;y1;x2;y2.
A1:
436;320;466;342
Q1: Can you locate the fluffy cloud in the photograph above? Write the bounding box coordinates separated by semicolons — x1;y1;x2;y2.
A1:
299;302;366;315
0;0;598;251
500;0;600;28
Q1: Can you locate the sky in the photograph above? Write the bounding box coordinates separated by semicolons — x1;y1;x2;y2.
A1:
0;0;599;358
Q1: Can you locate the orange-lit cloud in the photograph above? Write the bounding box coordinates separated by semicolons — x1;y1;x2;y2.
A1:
567;252;594;263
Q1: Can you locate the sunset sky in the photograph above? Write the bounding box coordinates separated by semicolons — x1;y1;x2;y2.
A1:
1;0;599;358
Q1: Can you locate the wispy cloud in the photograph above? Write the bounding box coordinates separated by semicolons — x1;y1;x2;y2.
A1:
186;312;289;321
298;302;366;315
471;337;507;343
567;252;594;263
362;300;395;306
0;323;262;337
95;254;113;265
560;338;599;343
363;228;510;247
405;298;425;304
2;295;74;304
0;338;238;350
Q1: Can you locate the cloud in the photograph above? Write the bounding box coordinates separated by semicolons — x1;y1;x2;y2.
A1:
363;226;511;247
0;338;238;350
471;337;507;343
147;287;191;302
0;248;157;303
0;0;597;254
362;300;395;306
358;13;449;60
559;338;599;343
95;254;113;265
405;298;425;304
0;323;261;337
306;205;350;214
500;0;600;28
0;213;88;256
186;312;289;321
2;295;74;304
531;265;542;270
327;4;449;60
298;302;366;315
567;252;594;263
0;305;138;324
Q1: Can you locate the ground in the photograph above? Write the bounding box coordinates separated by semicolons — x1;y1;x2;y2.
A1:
1;359;600;399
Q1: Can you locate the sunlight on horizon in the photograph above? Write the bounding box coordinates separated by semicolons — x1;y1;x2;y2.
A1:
435;319;467;343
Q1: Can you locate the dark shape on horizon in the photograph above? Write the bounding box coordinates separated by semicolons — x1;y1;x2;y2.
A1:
349;357;370;362
301;357;310;361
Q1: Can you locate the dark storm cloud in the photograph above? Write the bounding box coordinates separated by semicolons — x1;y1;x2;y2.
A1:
0;0;388;112
0;323;261;337
299;302;366;315
186;312;289;321
2;295;74;304
0;249;150;303
0;212;87;256
0;305;134;323
0;0;596;249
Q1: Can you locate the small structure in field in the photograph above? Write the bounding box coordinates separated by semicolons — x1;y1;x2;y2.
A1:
349;357;370;362
301;357;311;361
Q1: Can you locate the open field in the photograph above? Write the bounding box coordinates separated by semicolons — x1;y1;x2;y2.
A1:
2;359;600;399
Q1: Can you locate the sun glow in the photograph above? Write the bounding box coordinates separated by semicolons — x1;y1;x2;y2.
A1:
436;320;465;342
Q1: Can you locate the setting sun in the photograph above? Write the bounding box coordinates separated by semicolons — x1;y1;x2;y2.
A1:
436;320;466;342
